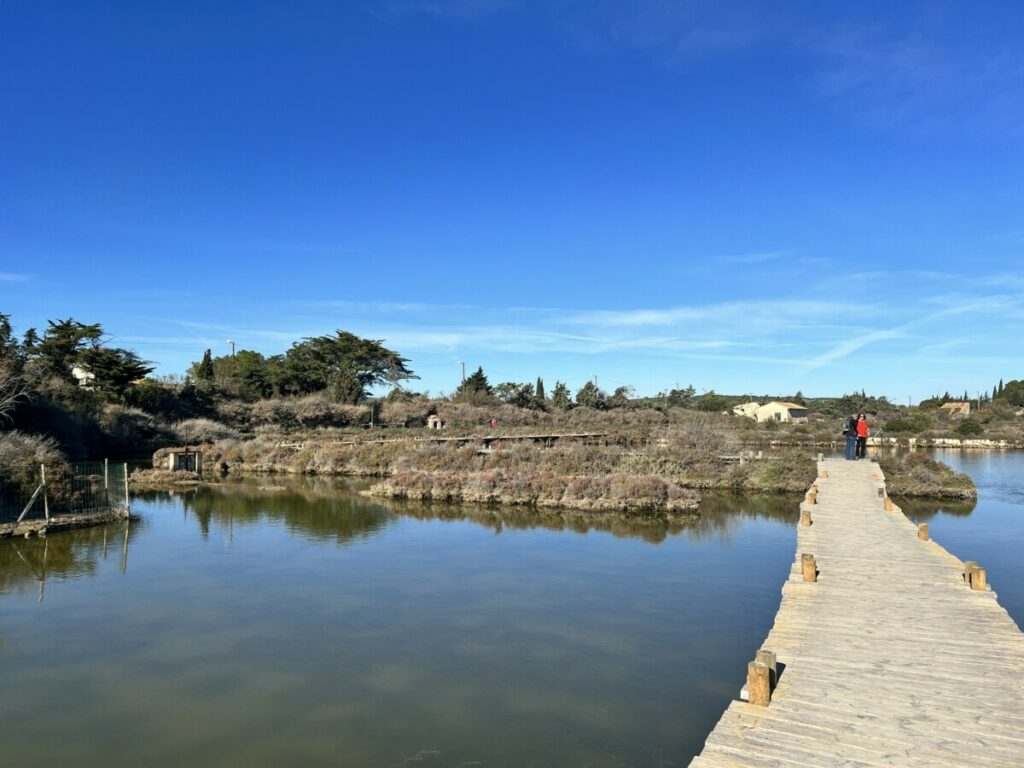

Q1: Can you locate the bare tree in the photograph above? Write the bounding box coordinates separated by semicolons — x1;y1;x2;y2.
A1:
0;361;28;422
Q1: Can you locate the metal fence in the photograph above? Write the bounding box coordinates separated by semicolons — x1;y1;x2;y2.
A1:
0;460;130;525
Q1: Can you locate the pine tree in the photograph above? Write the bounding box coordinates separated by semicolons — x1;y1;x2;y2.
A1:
454;367;493;403
575;381;607;410
197;349;215;381
550;381;572;410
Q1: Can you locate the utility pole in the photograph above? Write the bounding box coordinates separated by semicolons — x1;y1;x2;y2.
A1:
227;339;236;358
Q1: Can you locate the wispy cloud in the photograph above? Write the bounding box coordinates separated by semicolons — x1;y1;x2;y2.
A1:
565;3;1024;137
812;21;1024;136
723;250;788;265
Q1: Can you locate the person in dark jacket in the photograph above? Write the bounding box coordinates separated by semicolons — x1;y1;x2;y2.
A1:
844;414;858;460
855;413;870;459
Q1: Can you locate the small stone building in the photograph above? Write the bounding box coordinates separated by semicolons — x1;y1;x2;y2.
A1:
167;449;203;476
755;401;809;424
427;414;445;430
940;401;971;417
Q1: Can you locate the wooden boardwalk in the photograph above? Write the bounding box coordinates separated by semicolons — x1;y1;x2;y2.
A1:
690;458;1024;767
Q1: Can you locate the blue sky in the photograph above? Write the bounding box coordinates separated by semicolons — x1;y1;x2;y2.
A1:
2;1;1022;401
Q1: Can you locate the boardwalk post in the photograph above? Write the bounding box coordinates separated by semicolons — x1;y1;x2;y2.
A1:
918;523;929;541
756;648;777;689
970;565;987;591
747;661;771;706
800;509;812;527
877;487;885;498
963;561;977;584
801;553;817;582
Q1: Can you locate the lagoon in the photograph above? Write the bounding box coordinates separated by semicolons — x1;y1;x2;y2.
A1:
1;454;1021;767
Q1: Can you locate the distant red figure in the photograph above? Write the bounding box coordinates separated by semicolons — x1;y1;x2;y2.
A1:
490;419;497;428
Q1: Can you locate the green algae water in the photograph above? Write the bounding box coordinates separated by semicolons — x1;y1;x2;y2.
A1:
0;461;1017;767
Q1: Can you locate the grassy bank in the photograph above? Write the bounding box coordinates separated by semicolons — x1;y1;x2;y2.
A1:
879;453;977;500
366;470;700;513
165;421;819;513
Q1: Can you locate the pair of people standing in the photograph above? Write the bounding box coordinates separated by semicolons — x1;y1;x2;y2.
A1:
844;413;870;460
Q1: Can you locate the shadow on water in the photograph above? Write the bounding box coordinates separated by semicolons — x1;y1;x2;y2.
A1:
0;521;141;598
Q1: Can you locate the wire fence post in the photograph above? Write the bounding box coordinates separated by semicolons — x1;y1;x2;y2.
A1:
104;458;110;507
41;464;50;521
123;462;130;516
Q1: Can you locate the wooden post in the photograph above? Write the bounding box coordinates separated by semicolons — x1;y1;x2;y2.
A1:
970;565;987;591
800;510;812;527
802;553;817;583
41;464;49;521
756;648;778;689
103;457;110;506
884;497;894;511
918;523;929;541
123;462;130;515
963;561;976;584
877;487;885;498
747;661;771;706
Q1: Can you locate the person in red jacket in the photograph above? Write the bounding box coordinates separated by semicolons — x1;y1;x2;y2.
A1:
855;413;870;459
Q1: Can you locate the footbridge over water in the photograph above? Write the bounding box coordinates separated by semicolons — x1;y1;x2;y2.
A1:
690;458;1024;767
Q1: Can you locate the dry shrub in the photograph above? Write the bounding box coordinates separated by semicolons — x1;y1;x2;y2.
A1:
130;468;203;489
879;452;976;499
380;399;433;428
172;418;240;443
368;468;697;512
0;430;70;499
98;404;170;448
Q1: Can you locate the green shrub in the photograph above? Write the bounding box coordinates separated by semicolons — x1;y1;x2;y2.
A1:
955;418;984;437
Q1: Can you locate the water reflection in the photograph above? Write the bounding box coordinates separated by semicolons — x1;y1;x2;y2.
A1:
139;478;804;546
0;521;139;599
897;497;977;522
382;490;801;544
135;478;394;545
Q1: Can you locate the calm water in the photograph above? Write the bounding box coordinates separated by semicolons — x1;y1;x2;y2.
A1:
899;450;1024;624
0;455;1020;767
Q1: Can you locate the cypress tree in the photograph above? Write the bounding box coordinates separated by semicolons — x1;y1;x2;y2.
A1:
198;349;215;381
535;377;545;401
